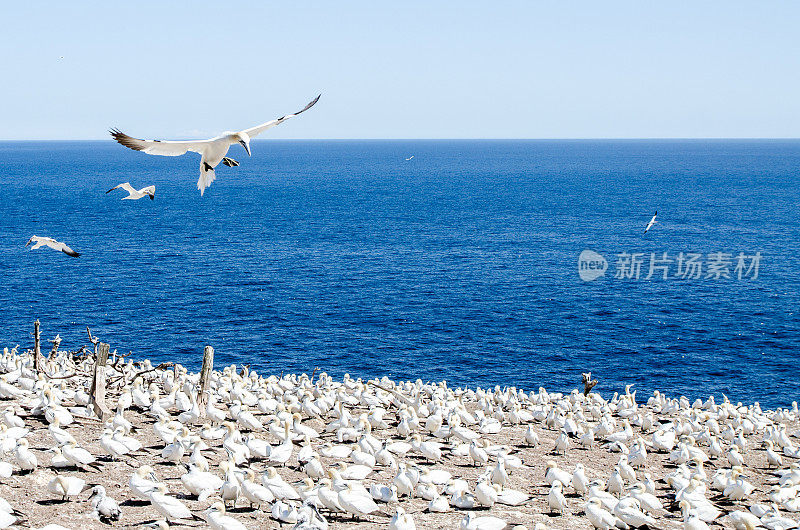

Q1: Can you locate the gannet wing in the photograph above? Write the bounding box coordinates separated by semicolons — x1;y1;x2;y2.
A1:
240;94;321;139
58;243;80;258
109;129;211;157
140;185;156;195
106;182;136;194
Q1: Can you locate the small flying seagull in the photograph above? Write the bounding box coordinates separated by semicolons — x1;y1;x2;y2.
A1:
106;182;155;200
109;94;321;196
25;236;80;258
405;155;414;161
644;211;657;233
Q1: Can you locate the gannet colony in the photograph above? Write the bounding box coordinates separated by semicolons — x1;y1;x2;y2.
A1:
0;340;798;529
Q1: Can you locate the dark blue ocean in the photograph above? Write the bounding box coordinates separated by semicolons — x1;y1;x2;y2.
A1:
1;140;798;407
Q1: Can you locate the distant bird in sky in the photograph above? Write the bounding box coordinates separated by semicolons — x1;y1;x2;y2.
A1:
25;236;80;258
106;182;155;200
405;155;414;161
644;211;657;233
109;94;321;196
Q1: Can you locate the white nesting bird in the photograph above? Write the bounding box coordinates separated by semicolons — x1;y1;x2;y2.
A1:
573;463;590;495
389;506;415;530
181;463;223;502
61;440;99;469
459;513;507;530
614;497;657;528
89;485;121;522
106;182;155;200
110;94;320;196
147;483;194;522
205;501;249;530
548;480;568;514
370;483;398;503
585;497;621;530
130;465;162;500
47;475;86;500
239;469;274;508
262;467;300;501
25;236;80;258
271;499;298;524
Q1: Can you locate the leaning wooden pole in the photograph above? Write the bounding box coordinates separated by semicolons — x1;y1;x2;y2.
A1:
197;345;214;414
90;342;112;420
33;320;41;373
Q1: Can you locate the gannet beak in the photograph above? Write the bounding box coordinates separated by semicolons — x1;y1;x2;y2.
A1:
240;140;251;157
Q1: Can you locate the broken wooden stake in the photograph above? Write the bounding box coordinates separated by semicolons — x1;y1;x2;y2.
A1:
90;342;112;420
197;346;214;413
33;320;41;373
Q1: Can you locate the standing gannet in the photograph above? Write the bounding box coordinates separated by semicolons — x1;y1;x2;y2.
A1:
61;440;99;470
25;236;80;258
239;469;274;508
13;438;37;472
548;480;568;514
644;211;658;233
337;483;380;520
106;182;155;200
110;94;320;196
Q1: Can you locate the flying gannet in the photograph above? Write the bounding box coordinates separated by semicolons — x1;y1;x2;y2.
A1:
106;182;155;200
25;236;80;258
109;94;320;196
644;211;658;233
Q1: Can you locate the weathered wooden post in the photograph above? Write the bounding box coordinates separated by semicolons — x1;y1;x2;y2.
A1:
90;342;112;420
33;320;41;373
197;346;214;415
582;372;598;396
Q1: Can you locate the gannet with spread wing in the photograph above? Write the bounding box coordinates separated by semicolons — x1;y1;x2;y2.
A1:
106;182;155;200
25;236;80;258
644;211;658;233
109;94;320;196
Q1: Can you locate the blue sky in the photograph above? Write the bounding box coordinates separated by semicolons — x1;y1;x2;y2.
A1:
2;2;799;139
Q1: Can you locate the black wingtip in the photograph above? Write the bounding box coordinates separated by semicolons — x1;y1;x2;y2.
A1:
109;128;144;151
63;250;80;258
298;94;321;115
